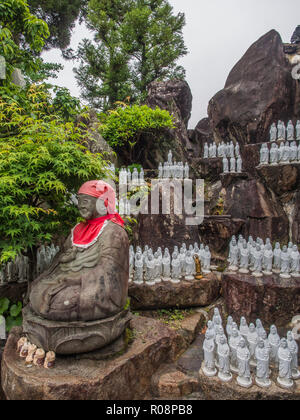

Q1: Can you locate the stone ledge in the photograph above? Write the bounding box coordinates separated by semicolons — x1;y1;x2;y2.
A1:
129;274;221;310
198;366;300;400
1;316;183;400
222;272;300;326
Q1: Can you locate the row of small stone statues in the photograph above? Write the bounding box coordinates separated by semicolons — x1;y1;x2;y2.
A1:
203;140;240;160
222;156;243;174
158;150;190;179
259;141;300;165
202;308;300;389
228;235;300;279
119;167;145;185
269;120;300;142
0;244;59;285
129;242;212;285
17;336;55;369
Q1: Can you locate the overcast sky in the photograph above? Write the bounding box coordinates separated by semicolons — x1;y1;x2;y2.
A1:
42;0;300;128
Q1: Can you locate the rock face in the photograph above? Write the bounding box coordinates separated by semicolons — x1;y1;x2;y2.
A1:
222;272;300;327
129;274;221;311
208;30;296;145
291;26;300;44
1;317;183;400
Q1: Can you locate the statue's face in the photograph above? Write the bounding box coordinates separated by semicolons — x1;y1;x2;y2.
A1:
78;194;106;219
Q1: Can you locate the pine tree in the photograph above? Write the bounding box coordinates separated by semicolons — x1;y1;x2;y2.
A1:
75;0;187;110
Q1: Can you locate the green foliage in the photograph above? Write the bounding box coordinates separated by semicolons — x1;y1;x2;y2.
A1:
0;83;106;265
75;0;187;109
52;86;81;121
0;297;23;332
0;0;50;82
98;103;174;149
27;0;88;54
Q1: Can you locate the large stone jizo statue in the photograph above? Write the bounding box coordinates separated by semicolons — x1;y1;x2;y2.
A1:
23;180;131;355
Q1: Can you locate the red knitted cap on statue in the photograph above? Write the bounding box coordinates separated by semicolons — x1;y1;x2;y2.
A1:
78;180;116;214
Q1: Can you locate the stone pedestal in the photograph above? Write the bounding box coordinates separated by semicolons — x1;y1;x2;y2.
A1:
129;273;221;310
1;316;181;400
222;272;300;326
23;306;131;355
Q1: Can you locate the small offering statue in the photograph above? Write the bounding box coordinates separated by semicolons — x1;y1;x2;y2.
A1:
255;339;271;388
202;331;217;377
287;331;300;380
239;317;249;341
268;325;280;365
247;323;259;366
229;328;241;373
134;253;144;284
277;339;294;389
217;336;232;382
236;338;252;388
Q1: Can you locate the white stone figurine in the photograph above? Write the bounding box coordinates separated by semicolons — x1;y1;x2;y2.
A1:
145;255;156;286
236;338;252;388
184;163;189;179
217;336;233;383
253;245;263;277
270;143;279;165
212;308;222;327
290;245;300;278
154;252;162;283
204;143;209;159
281;142;290;164
290;142;298;162
211;143;217;158
269;123;277;142
255;339;271;388
273;243;282;273
206;320;216;340
228;237;239;271
239;317;249;341
287;120;295;141
260;144;269;165
296;120;300;141
239;243;249;273
230;157;236;173
229;142;235;158
278;143;285;162
139;168;145;185
256;319;266;339
277;121;286;141
132;168;139;185
162;250;171;281
158;163;163;178
185;251;195;280
202;331;217;377
203;246;211;273
168;150;173;164
0;315;6;340
280;246;291;279
223;157;229;173
247;323;259;366
263;244;273;275
133;253;144;284
235;143;240;157
229;328;241;374
236;156;242;173
287;331;300;380
171;252;181;284
268;325;280;365
277;339;294;389
226;316;234;337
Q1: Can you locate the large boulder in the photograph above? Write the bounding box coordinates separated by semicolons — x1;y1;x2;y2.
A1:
208;30;296;145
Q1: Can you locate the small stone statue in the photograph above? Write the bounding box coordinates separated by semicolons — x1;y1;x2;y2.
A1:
134;253;144;284
278;143;285;162
206;320;216;340
239;243;249;274
270;143;279;165
277;339;294;389
296;120;300;141
17;337;28;354
132;168;139;185
280;246;291;279
228;237;239;271
202;331;217;377
260;144;269;165
204;143;209;159
184;163;190;179
168;150;173;164
154;252;162;283
230;157;236;173
226;316;234;337
25;343;37;366
287;331;300;380
273;242;282;273
236;338;252;388
229;142;235;158
145;254;156;286
162;250;171;281
256;319;266;339
236;156;242;173
158;163;163;178
287;120;295;141
269;123;277;142
44;351;56;369
255;339;271;388
203;246;211;273
253;245;263;277
217;336;232;383
268;325;280;365
33;348;45;367
229;328;241;374
239;317;249;341
290;245;300;278
247;323;259;366
277;121;286;141
263;244;273;275
235;143;240;157
290;142;298;162
171;252;181;284
281;142;290;164
20;341;29;358
212;308;222;327
223;157;229;173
